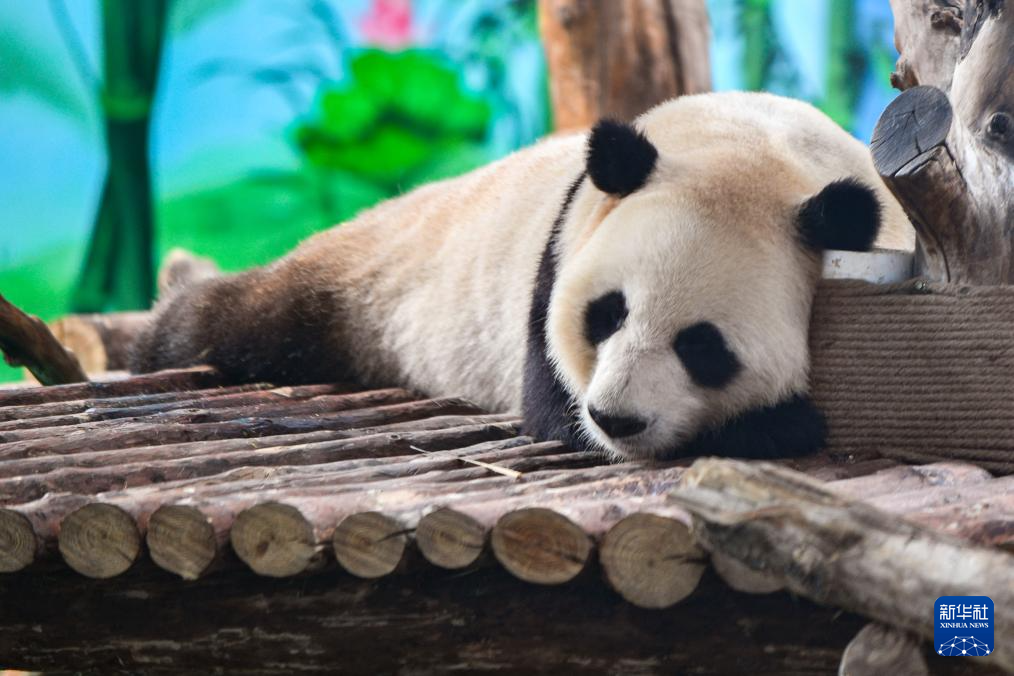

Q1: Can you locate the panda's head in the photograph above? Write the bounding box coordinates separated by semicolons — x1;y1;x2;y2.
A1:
545;119;882;461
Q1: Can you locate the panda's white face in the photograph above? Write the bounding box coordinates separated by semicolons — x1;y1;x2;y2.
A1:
546;186;819;460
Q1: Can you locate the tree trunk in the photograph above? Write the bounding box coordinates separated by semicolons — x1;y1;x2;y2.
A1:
72;0;167;311
539;0;710;131
873;0;1014;283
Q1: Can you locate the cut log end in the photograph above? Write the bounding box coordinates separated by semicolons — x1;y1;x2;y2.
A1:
711;552;784;595
491;508;591;585
839;623;929;676
872;86;953;177
230;502;319;578
416;507;486;570
0;509;37;573
57;503;141;579
332;512;407;579
600;513;706;608
147;505;217;580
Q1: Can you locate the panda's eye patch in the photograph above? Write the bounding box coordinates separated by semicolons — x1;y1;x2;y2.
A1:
585;291;628;345
673;321;742;389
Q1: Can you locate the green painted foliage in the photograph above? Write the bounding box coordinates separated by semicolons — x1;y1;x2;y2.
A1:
0;9;91;122
296;49;492;195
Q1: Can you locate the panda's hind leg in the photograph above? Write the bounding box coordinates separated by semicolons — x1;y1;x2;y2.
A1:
128;263;351;386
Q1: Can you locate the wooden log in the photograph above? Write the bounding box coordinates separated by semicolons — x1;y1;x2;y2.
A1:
491;507;591;585
906;492;1014;549
0;425;525;573
827;461;993;498
539;0;710;131
321;450;604;579
409;468;693;589
146;504;226;580
599;512;705;608
0;387;418;439
147;436;542;578
873;2;1014;283
0;366;222;407
869;474;1014;515
0;381;271;423
331;511;409;579
219;462;679;579
414;462;646;572
0;420;523;506
0;293;86;385
669;458;1014;672
839;623;929;676
48;311;150;374
0;382;350;430
792;456;900;482
0;508;35;573
709;552;786;596
0;397;484;461
231;502;327;577
145;431;556;581
225;444;594;578
415;506;489;570
0;413;516;479
57;503;141;579
710;462;997;594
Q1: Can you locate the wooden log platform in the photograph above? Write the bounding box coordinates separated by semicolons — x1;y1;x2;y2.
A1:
0;365;1011;674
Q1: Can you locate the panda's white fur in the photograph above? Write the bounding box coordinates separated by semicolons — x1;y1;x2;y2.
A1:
131;92;913;461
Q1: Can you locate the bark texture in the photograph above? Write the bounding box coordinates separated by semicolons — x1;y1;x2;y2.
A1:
874;0;1014;283
0;294;86;386
539;0;710;131
670;458;1014;672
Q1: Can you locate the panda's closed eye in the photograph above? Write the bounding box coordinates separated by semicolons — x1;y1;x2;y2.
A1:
585;291;628;345
673;322;742;389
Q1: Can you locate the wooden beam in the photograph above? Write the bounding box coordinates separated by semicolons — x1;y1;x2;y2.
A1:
0;565;993;675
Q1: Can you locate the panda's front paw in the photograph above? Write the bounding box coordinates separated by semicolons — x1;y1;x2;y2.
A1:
683;394;827;460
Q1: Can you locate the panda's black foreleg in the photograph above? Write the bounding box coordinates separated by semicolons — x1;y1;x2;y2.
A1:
683;394;828;459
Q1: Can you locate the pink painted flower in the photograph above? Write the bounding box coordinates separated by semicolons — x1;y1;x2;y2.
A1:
360;0;413;49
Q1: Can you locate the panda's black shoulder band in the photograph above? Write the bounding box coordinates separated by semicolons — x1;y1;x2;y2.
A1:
586;119;658;197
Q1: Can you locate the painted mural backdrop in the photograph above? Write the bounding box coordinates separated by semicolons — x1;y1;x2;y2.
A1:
0;0;898;381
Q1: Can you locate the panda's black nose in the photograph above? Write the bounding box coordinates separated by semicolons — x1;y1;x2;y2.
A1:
588;407;647;439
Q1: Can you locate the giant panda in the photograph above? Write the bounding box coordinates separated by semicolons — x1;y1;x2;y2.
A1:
131;92;913;461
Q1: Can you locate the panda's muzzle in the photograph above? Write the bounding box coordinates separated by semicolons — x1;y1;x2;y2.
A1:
587;406;648;439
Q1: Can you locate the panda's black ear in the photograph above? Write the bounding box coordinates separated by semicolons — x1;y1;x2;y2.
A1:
798;178;882;252
586;119;658;197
